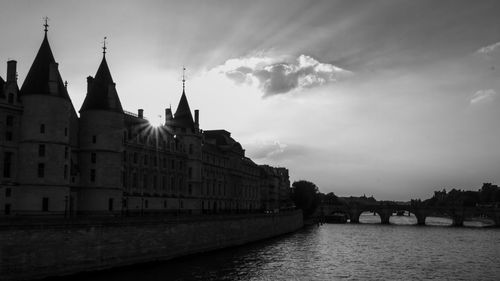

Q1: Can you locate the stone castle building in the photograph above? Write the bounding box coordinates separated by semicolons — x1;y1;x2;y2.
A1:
0;28;291;217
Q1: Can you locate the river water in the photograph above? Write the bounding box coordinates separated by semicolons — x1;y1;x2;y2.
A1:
67;214;500;281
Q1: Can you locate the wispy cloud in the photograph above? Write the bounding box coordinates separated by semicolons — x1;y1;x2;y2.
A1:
470;89;497;104
245;140;309;161
476;42;500;55
215;54;351;96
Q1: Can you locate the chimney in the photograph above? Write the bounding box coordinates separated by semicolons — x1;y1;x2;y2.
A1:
86;76;94;93
165;108;173;123
7;60;16;82
194;109;199;126
138;109;144;119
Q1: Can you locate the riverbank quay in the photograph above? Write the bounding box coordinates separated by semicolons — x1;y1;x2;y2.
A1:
0;210;303;281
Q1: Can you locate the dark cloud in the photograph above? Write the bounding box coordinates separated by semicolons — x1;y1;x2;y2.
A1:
220;55;351;96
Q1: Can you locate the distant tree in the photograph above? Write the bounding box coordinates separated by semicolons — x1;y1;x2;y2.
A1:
291;180;320;218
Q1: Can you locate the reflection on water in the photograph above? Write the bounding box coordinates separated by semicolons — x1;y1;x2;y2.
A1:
65;221;500;281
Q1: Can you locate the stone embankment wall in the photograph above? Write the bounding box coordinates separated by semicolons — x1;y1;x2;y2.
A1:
0;211;303;281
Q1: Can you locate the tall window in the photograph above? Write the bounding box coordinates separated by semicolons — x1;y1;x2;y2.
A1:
5;131;12;141
3;152;12;178
189;144;193;154
6;115;13;126
42;197;49;211
5;188;11;197
108;198;114;211
90;169;96;182
91;152;96;164
8;93;14;104
64;147;69;159
40;124;45;134
132;173;138;188
92;135;96;144
133;152;138;164
64;127;68;137
4;204;11;215
38;144;45;157
37;163;45;178
64;165;68;179
122;171;127;188
188;167;192;179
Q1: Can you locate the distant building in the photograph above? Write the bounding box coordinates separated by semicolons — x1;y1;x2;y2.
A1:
0;28;290;217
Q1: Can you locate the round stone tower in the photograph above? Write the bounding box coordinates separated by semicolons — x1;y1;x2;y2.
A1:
78;53;124;215
169;88;203;213
17;32;73;215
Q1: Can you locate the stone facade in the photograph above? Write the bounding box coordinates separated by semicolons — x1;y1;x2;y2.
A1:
0;29;291;217
0;211;304;281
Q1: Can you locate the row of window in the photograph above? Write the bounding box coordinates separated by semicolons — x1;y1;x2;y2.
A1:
36;163;69;180
124;172;188;193
125;151;185;170
2;116;69;140
3;197;115;215
38;124;68;137
123;199;183;209
38;145;69;159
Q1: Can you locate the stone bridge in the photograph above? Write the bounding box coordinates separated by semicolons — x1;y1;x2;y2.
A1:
319;202;500;226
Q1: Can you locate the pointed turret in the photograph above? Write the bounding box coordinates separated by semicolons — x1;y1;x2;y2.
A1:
173;90;195;127
20;33;70;99
80;56;123;113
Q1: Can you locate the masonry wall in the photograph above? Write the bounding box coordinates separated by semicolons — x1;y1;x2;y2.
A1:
0;211;303;281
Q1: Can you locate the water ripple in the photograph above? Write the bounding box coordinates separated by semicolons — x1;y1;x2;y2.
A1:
66;220;500;281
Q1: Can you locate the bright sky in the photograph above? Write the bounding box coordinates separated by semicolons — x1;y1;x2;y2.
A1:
1;0;499;200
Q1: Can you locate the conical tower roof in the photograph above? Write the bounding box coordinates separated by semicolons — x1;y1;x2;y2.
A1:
173;90;194;127
80;56;123;113
20;34;70;99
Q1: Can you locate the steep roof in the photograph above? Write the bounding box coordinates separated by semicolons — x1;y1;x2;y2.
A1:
20;34;70;99
79;56;123;113
173;90;194;127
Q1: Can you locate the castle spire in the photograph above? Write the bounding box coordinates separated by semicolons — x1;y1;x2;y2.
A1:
173;67;194;128
20;23;70;100
182;67;186;93
43;17;49;35
79;50;123;113
102;36;107;57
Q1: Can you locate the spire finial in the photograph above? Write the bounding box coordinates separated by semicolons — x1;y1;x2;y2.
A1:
182;67;186;92
43;16;49;34
102;36;107;57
